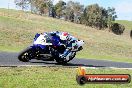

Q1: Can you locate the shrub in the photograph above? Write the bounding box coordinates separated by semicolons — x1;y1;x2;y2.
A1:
110;23;125;35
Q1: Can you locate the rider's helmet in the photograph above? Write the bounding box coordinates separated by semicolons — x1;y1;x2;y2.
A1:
60;32;70;40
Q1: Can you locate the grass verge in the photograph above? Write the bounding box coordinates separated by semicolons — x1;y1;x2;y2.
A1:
0;67;131;88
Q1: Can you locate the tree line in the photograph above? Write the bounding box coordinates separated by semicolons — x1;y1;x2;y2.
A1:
15;0;125;35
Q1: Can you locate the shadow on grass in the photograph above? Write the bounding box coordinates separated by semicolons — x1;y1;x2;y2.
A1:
63;63;105;67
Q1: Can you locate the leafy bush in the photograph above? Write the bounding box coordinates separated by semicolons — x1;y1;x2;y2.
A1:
110;23;125;35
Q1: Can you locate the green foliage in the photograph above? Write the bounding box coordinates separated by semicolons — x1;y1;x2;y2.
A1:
81;4;117;30
110;23;125;35
14;0;30;10
31;0;52;15
107;7;117;28
54;1;66;18
64;1;84;23
130;30;132;38
14;0;121;33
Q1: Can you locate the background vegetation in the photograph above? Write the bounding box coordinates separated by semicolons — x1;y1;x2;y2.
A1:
0;8;132;63
14;0;125;34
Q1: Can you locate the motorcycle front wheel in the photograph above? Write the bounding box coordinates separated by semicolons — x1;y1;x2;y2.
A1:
18;47;34;62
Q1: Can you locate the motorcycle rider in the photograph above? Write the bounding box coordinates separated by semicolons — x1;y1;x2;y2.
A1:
44;31;84;61
49;31;81;61
59;32;77;59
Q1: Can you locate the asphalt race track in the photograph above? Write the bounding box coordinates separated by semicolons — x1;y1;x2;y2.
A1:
0;52;132;68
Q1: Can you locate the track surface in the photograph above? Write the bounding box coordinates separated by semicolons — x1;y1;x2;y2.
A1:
0;52;132;68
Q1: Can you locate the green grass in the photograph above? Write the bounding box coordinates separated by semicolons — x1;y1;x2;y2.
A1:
0;8;132;63
0;67;131;88
115;20;132;30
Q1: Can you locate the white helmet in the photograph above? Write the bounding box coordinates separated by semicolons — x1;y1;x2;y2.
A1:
59;32;70;40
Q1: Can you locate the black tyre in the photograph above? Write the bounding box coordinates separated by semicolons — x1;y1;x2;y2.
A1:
76;75;87;85
18;47;34;62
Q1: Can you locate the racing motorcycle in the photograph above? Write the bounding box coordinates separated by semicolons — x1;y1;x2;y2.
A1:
18;33;84;64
